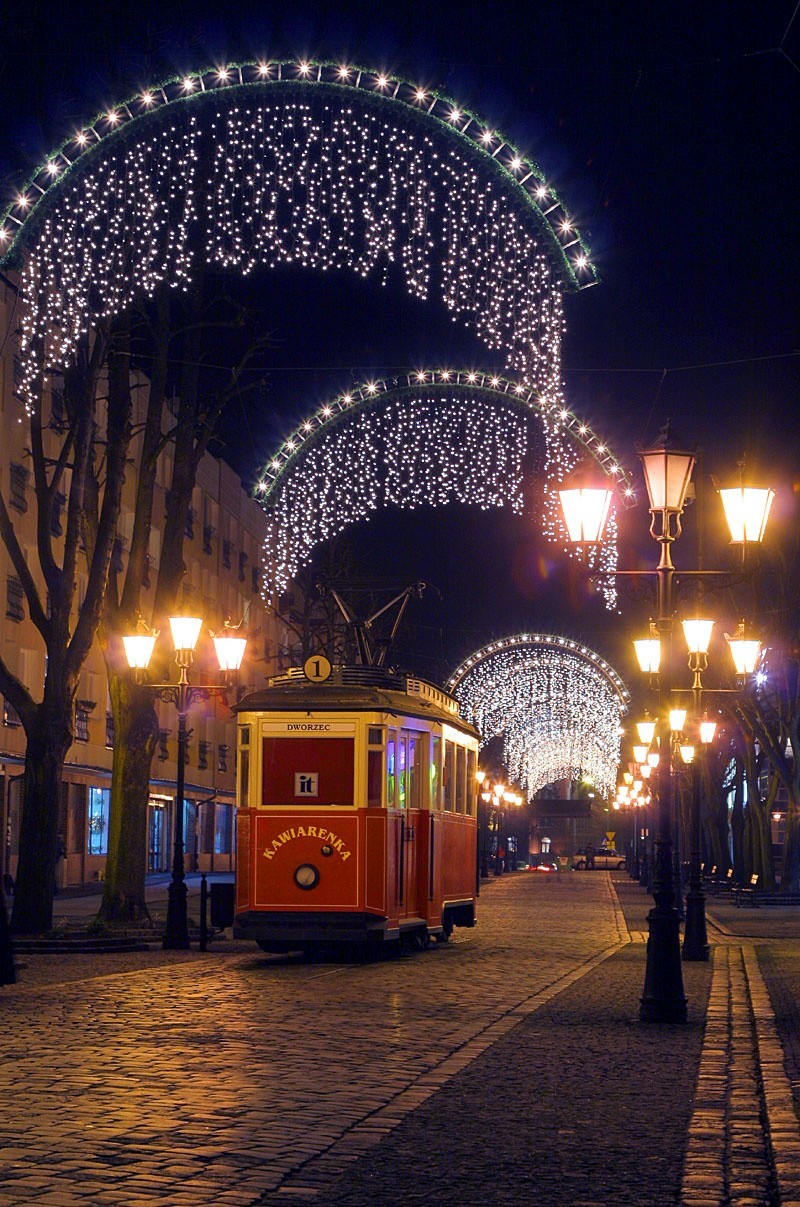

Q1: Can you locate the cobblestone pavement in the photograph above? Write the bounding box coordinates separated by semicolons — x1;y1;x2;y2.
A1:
3;874;800;1206
0;872;625;1205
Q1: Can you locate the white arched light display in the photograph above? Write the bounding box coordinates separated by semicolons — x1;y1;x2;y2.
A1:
448;633;629;798
0;58;629;587
258;372;633;597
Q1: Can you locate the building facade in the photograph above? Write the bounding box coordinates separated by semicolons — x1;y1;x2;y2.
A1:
0;271;281;889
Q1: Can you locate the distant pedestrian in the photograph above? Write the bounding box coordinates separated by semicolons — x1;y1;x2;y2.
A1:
585;842;596;870
54;834;66;895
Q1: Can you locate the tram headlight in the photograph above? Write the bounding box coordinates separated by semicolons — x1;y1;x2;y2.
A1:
294;864;320;891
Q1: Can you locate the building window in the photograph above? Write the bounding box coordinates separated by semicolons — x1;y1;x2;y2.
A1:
87;787;110;856
251;563;261;594
50;388;67;431
3;699;20;727
218;743;229;773
199;740;212;771
75;707;90;743
238;551;248;582
6;576;24;622
111;536;126;574
158;729;170;761
185;506;195;541
50;491;66;537
12;353;24;401
106;713;115;749
9;463;28;512
203;524;214;556
222;539;233;569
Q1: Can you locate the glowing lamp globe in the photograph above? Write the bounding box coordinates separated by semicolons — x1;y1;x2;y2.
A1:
726;626;761;676
699;718;717;745
636;718;657;745
557;460;613;544
680;745;695;765
639;433;696;514
719;485;774;543
634;638;661;674
122;633;157;671
682;618;715;656
633;744;649;765
168;615;203;653
212;632;248;672
669;708;687;734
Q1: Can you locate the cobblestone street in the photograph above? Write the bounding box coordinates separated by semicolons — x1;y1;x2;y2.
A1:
2;873;800;1205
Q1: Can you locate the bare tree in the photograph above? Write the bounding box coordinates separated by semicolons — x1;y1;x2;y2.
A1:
96;277;273;925
0;319;132;934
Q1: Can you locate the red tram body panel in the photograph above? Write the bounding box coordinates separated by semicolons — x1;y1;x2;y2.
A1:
233;668;480;951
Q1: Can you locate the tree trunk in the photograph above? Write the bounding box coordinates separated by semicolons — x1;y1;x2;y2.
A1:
97;669;159;925
11;712;72;935
781;777;800;892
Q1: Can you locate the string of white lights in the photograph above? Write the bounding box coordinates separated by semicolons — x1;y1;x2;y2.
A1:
259;378;632;604
449;634;628;797
3;62;622;601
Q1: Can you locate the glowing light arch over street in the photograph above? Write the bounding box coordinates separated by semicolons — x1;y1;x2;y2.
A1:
258;373;634;597
1;57;596;418
448;633;629;799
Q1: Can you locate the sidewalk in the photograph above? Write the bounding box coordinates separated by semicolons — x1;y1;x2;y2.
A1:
1;871;799;1205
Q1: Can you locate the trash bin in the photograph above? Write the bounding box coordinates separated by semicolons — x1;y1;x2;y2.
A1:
209;882;235;928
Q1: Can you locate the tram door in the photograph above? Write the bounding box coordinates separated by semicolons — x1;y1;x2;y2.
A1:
399;733;423;918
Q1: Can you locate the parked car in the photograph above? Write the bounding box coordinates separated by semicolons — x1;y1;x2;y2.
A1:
528;856;559;873
572;847;625;871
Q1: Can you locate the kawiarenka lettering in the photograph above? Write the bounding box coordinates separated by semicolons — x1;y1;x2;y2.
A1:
262;826;351;860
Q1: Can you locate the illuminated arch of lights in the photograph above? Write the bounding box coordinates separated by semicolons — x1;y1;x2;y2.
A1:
448;633;629;798
1;58;595;419
258;372;634;600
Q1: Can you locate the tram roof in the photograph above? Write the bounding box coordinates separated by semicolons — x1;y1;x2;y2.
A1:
234;667;480;739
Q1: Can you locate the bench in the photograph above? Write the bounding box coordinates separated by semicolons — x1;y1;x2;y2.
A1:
733;874;759;908
707;868;734;896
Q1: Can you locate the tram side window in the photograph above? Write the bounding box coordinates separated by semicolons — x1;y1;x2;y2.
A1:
367;726;383;808
398;733;408;809
467;748;477;816
238;725;250;806
456;745;467;813
430;736;441;810
386;730;397;809
443;740;455;811
408;734;422;809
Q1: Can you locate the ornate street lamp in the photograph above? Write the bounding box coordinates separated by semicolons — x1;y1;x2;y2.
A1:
558;426;774;1021
123;616;247;949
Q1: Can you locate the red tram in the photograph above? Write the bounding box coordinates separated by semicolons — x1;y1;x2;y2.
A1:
233;666;480;953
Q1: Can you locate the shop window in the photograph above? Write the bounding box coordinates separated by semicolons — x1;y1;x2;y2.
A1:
105;713;114;748
218;743;229;773
214;804;233;854
222;538;233;569
199;740;212;770
3;698;20;727
87;787;110;855
158;729;170;761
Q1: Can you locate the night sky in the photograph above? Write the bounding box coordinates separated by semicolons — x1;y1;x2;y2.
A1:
0;1;797;686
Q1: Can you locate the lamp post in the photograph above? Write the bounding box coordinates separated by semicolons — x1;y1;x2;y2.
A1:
122;616;247;950
476;770;491;882
492;784;505;874
558;430;774;1022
